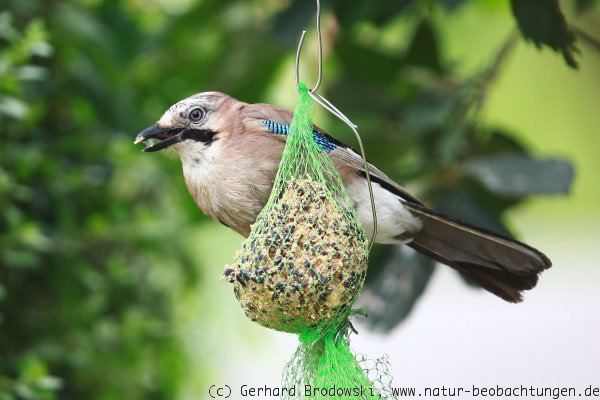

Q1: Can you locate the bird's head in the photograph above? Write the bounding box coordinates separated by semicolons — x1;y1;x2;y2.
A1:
134;91;237;156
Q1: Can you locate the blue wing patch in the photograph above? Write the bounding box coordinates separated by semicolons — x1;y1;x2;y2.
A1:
260;119;336;152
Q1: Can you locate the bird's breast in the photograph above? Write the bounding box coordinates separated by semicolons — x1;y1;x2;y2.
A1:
180;149;278;237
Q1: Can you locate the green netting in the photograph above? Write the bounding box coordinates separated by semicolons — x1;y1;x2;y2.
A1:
281;320;397;400
224;83;395;399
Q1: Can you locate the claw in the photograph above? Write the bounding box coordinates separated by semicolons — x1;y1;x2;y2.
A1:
350;308;368;319
334;309;368;343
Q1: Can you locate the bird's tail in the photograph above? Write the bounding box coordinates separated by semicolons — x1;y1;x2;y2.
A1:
403;202;552;302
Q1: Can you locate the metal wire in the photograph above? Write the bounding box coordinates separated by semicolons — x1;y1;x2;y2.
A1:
294;0;378;248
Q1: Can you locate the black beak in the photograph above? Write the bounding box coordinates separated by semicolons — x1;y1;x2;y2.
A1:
134;124;184;152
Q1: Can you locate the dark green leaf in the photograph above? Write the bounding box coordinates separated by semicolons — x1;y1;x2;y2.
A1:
510;0;579;68
575;0;598;14
474;129;528;155
402;89;457;135
332;0;415;28
403;19;443;73
432;183;516;236
439;0;469;12
359;245;435;332
331;0;378;28
462;153;575;197
270;0;315;47
335;38;402;87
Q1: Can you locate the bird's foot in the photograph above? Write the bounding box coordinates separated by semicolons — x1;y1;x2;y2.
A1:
334;308;368;344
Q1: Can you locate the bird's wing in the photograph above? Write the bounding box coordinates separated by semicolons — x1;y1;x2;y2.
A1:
241;103;294;132
330;147;424;206
243;103;424;205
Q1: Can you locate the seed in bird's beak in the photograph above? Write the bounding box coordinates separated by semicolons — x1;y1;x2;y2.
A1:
134;124;184;152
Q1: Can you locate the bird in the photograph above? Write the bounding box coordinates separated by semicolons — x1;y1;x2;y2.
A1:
135;91;551;303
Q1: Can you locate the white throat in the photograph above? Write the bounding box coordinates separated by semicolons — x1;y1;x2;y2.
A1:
174;140;222;214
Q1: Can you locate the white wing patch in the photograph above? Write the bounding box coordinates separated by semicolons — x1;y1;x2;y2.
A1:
346;179;422;244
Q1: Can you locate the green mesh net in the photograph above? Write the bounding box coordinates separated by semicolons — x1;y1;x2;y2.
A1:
281;320;398;400
224;83;395;399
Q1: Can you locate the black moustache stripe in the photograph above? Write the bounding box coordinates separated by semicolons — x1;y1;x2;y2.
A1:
181;129;217;145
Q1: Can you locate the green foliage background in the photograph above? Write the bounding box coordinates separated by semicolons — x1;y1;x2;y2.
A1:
1;0;598;399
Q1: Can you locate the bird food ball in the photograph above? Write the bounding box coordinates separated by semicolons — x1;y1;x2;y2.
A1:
223;177;368;333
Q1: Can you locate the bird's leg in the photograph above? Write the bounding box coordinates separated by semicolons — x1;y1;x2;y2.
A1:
334;308;368;344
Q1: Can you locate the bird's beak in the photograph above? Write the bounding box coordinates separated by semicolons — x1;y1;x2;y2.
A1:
134;124;184;152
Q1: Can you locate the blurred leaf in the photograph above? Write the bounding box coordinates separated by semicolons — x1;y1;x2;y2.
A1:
575;0;598;14
335;37;402;88
439;0;469;12
0;96;28;119
210;33;286;101
332;0;415;28
473;129;528;155
359;245;435;332
432;183;515;237
331;0;378;28
510;0;579;68
403;89;457;135
270;0;314;47
403;19;443;73
462;153;575;197
35;377;62;392
16;66;48;81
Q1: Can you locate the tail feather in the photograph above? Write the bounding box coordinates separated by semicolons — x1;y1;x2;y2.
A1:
404;202;551;302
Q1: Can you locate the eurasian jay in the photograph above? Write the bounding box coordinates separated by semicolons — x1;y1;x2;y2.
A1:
135;91;551;303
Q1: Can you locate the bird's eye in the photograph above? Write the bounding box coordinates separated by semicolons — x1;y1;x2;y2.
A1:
189;108;205;122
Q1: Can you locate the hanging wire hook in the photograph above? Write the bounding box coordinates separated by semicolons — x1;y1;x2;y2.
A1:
309;91;378;249
294;0;378;249
295;0;322;93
